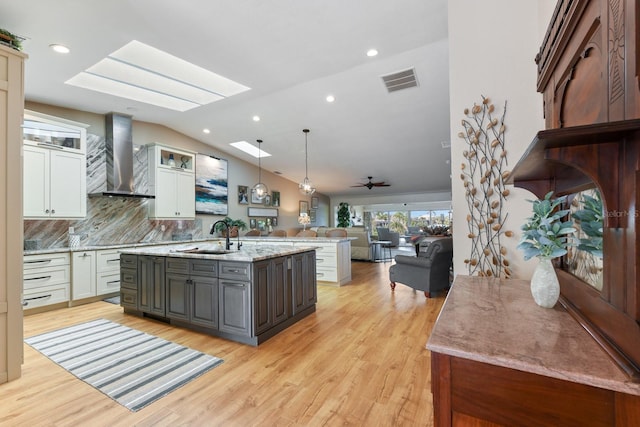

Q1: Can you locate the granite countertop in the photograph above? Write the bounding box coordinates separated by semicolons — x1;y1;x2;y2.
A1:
119;242;318;262
426;275;640;396
23;235;351;256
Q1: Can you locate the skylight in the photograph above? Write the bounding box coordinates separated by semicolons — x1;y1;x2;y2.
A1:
66;40;250;111
230;141;271;158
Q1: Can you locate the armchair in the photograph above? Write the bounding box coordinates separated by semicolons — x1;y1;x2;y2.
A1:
376;227;400;247
389;237;453;297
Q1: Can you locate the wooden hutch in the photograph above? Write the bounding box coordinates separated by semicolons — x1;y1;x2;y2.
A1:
428;0;640;425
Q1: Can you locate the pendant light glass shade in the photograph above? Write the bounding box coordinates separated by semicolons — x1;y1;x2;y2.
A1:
252;139;268;200
299;129;316;195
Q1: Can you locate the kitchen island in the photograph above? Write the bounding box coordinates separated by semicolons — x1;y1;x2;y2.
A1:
119;243;317;345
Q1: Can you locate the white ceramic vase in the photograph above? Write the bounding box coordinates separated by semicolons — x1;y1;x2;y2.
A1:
530;258;560;308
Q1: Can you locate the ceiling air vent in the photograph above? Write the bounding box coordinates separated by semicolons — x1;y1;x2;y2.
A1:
381;67;418;93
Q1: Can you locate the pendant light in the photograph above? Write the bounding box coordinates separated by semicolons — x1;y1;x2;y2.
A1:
252;139;268;201
299;128;316;195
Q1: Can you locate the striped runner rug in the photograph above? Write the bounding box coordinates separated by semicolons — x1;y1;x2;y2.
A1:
25;318;223;412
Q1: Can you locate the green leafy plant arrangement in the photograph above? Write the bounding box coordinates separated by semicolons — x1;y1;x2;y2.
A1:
0;29;23;51
517;191;576;260
337;202;350;228
572;191;603;258
214;217;248;233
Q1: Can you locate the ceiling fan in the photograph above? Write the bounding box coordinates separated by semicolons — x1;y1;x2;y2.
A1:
351;176;390;190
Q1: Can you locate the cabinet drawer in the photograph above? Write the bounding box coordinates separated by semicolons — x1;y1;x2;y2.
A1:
120;254;137;268
97;250;121;273
191;259;218;276
97;272;120;295
219;262;251;281
316;267;337;282
23;253;70;270
166;257;189;274
24;265;70;291
23;285;69;309
120;288;138;309
315;253;337;268
120;267;137;290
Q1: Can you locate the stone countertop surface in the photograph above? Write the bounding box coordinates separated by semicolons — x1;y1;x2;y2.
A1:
427;275;640;396
24;236;351;256
118;242;318;262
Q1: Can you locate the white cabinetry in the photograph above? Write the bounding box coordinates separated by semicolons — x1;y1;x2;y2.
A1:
294;240;351;286
23;253;70;310
96;249;121;295
72;249;121;302
22;111;88;219
148;143;195;219
71;251;96;300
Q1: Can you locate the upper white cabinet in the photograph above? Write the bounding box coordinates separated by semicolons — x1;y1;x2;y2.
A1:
148;143;195;219
23;110;88;219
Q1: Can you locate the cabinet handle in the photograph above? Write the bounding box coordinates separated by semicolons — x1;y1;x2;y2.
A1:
106;280;120;286
82;253;90;258
37;142;64;150
25;259;52;265
24;294;53;305
25;275;52;281
317;258;324;263
51;209;56;214
227;269;241;273
107;258;120;263
316;272;324;277
45;209;50;214
221;281;246;287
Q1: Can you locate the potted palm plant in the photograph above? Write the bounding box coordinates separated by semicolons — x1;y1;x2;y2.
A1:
517;191;575;308
214;217;248;237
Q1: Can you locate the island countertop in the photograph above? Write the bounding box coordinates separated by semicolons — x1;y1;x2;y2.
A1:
427;275;640;397
118;242;318;262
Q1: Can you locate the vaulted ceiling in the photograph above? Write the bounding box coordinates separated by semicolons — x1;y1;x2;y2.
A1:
2;0;451;197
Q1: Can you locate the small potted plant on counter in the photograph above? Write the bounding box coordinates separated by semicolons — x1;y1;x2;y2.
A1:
213;217;248;238
517;191;575;308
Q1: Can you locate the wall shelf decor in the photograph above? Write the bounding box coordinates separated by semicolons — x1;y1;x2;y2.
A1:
247;207;278;217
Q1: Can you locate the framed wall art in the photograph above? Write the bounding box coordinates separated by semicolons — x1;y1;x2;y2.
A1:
238;185;249;204
195;154;228;215
311;196;319;209
299;200;309;216
271;191;281;207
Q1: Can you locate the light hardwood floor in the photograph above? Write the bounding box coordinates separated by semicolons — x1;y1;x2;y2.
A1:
1;261;445;427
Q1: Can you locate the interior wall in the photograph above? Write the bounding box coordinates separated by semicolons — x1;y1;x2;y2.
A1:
24;101;330;238
447;0;555;280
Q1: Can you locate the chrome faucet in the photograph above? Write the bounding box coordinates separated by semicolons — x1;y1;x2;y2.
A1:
211;219;233;250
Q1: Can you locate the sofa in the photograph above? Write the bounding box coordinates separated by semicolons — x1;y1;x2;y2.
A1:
311;226;373;261
388;237;453;297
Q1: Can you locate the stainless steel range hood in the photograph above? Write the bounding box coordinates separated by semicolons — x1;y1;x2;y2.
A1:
89;112;154;198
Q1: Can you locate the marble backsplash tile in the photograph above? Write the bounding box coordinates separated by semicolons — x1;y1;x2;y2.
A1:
24;133;202;250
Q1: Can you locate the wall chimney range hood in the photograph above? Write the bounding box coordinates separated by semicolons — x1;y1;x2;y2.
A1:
89;112;154;198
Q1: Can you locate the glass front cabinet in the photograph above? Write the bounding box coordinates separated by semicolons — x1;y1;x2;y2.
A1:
23;110;88;219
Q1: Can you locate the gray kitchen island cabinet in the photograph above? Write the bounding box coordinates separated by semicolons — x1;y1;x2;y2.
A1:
119;244;317;346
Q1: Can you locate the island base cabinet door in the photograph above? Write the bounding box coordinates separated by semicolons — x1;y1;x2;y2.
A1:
272;257;289;326
138;256;165;316
166;273;189;321
191;275;218;329
219;280;250;336
292;252;317;314
253;260;272;335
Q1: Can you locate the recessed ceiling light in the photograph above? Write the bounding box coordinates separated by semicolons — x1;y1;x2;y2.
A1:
253;115;260;122
326;95;335;103
65;40;250;111
50;44;70;54
366;49;378;57
230;141;272;158
203;128;210;134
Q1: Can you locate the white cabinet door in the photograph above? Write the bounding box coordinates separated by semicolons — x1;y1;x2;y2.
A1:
155;167;178;218
23;145;50;217
50;150;86;218
23;146;86;219
72;251;96;300
176;170;195;217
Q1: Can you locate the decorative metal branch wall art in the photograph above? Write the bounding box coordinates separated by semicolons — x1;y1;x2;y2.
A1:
458;96;513;278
